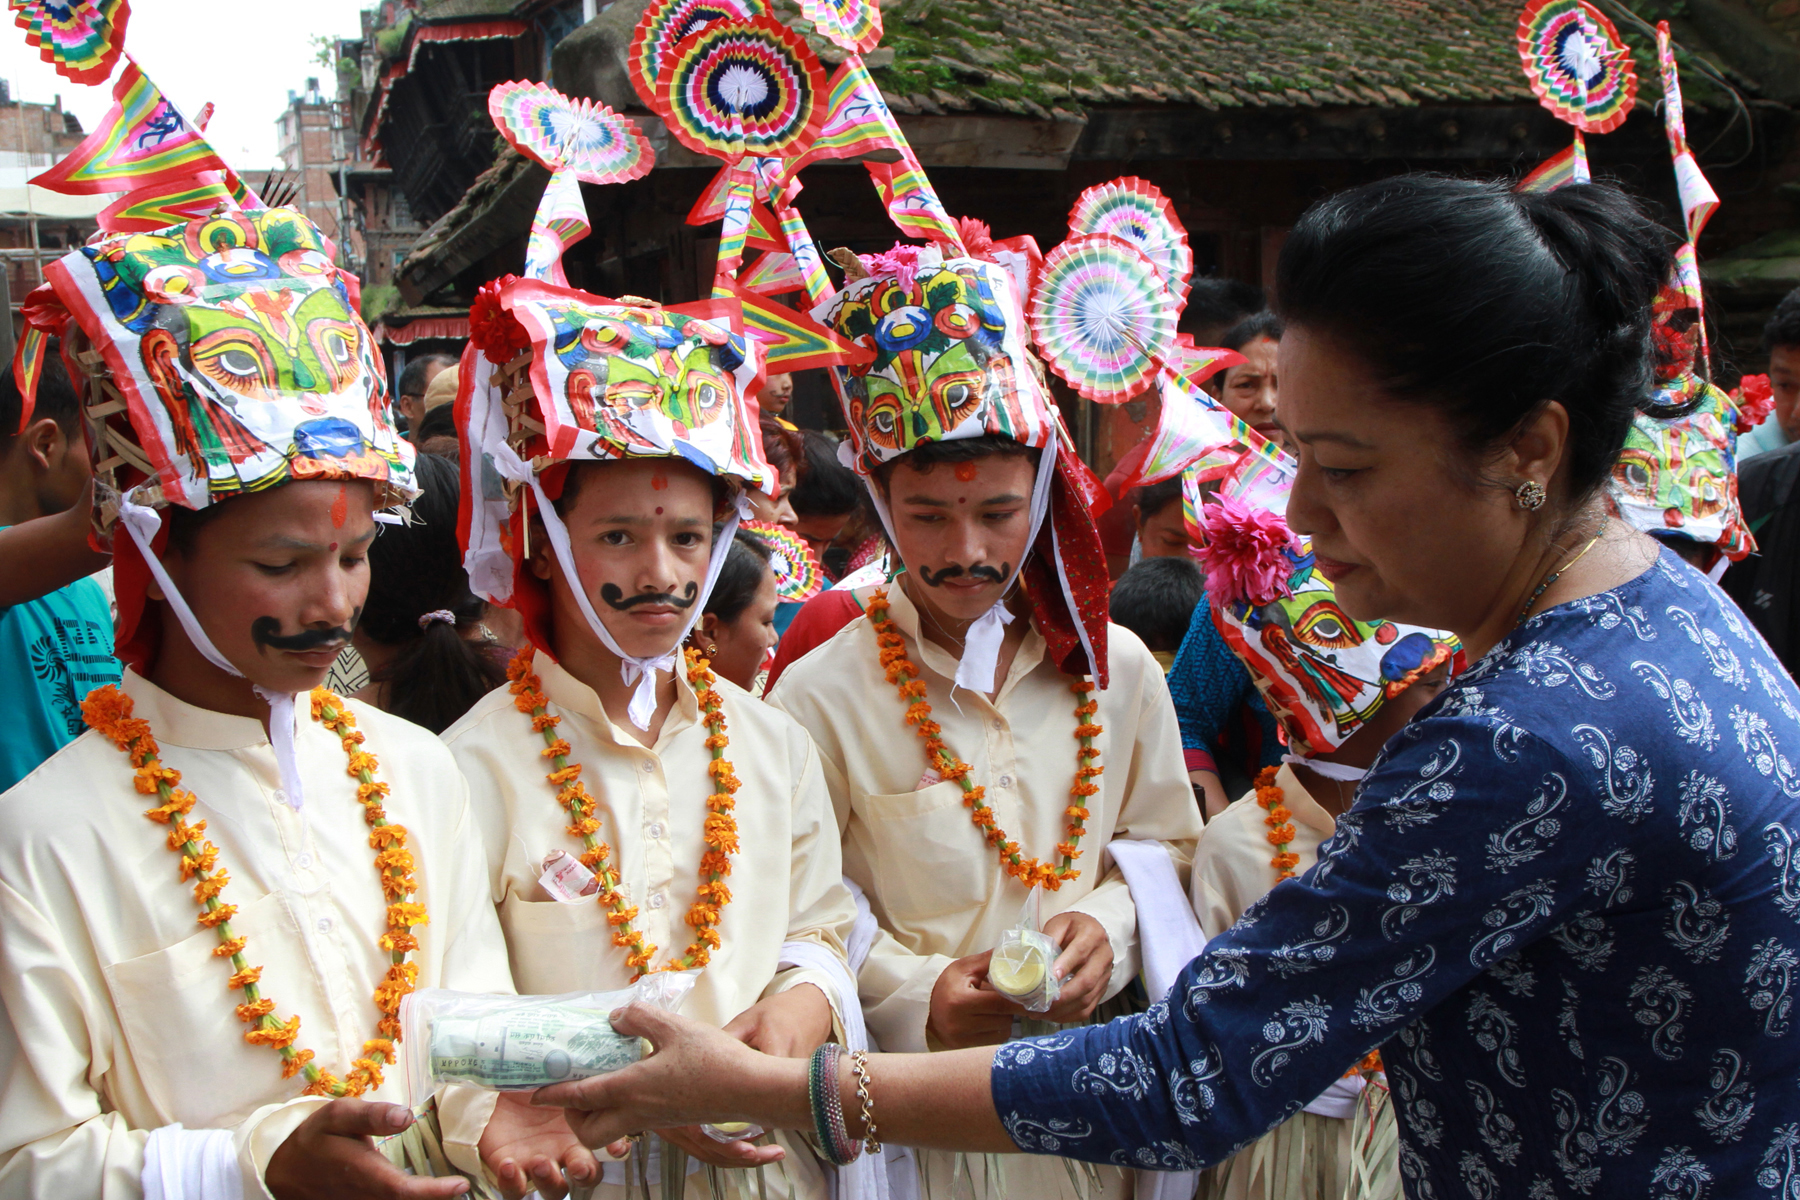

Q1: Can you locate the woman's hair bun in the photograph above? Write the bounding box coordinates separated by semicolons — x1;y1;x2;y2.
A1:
1277;174;1677;501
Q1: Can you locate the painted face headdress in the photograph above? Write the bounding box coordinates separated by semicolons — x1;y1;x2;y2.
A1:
23;205;415;810
1603;24;1753;574
1194;492;1460;759
459;80;869;728
818;242;1115;689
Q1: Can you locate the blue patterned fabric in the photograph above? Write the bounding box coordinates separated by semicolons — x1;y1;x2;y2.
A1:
1167;594;1282;775
992;551;1800;1197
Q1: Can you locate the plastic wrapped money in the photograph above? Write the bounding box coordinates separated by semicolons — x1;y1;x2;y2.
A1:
403;974;697;1104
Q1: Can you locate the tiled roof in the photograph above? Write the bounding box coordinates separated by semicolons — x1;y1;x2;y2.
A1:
772;0;1538;117
416;0;518;21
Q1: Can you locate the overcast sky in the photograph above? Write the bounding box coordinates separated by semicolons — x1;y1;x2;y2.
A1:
0;0;374;172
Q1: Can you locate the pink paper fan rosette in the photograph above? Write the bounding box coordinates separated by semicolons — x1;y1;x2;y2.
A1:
13;0;129;86
797;0;882;54
628;0;761;112
1068;177;1193;305
1516;0;1636;134
1028;233;1179;404
654;15;825;163
488;81;653;185
742;519;825;601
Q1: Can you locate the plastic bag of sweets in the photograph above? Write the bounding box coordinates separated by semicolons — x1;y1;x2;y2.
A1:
987;890;1062;1014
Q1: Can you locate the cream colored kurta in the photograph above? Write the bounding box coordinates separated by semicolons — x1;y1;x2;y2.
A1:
769;589;1204;1200
0;669;512;1199
442;657;855;1199
1192;765;1397;1200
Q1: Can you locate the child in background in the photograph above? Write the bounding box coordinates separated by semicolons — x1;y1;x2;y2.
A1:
1109;555;1203;673
352;453;509;733
0;354;121;791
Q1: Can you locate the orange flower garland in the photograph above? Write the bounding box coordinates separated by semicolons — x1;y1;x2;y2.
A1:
1255;765;1301;880
866;587;1099;890
81;685;425;1098
507;645;738;978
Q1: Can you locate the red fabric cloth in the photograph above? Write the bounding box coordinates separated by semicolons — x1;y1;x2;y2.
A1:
1097;439;1152;562
764;588;863;692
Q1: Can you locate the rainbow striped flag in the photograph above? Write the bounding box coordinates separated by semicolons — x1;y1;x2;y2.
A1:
713;171;757;288
797;55;899;170
740;250;806;295
866;148;964;252
34;59;233;195
1519;132;1590;192
100;170;243;232
524;165;590;286
775;203;834;304
10;324;50;432
715;275;873;373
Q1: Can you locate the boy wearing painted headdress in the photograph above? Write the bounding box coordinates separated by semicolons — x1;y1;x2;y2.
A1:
441;275;857;1198
1186;489;1462;1200
0;209;594;1199
764;243;1204;1200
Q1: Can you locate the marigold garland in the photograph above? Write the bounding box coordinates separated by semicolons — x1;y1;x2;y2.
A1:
81;685;426;1099
1255;763;1382;1079
1255;765;1301;880
866;588;1099;890
507;645;738;978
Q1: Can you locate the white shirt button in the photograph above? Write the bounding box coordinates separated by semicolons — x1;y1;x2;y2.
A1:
642;760;656;774
998;775;1014;788
992;719;1004;731
294;853;312;870
647;822;666;840
271;789;288;805
648;891;667;909
316;916;333;932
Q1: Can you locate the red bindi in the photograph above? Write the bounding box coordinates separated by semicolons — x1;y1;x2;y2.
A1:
650;469;669;491
655;506;664;515
953;462;979;482
329;542;338;552
958;497;967;504
329;485;347;528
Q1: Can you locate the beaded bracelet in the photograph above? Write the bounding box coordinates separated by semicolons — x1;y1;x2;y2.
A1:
808;1042;861;1166
849;1049;881;1154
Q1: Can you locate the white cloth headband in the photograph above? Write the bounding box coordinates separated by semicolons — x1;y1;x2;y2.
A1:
117;496;307;812
488;443;744;730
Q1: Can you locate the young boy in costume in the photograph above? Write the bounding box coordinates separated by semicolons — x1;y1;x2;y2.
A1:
0;209;593;1200
766;244;1204;1200
443;277;856;1199
1186;490;1461;1200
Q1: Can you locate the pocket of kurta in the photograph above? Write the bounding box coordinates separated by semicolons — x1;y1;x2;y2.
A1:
498;892;633;994
102;890;332;1130
855;780;997;922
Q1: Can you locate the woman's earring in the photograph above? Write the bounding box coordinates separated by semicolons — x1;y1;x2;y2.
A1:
1514;480;1547;511
707;643;719;656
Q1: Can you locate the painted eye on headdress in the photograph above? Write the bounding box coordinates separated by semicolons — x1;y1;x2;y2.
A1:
693;381;722;412
217;348;260;377
1294;599;1362;648
1614;449;1657;494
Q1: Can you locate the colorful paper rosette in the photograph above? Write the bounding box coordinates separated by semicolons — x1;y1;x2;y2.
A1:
12;0;129;86
742;519;825;601
488;81;654;185
628;0;761;111
1516;0;1637;134
798;0;882;55
1027;233;1179;404
654;15;825;163
1067;177;1193;306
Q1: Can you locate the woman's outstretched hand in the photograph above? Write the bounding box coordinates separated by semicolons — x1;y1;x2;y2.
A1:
531;1002;793;1164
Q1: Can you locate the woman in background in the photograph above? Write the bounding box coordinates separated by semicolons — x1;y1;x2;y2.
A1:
353;452;509;732
693;528;781;691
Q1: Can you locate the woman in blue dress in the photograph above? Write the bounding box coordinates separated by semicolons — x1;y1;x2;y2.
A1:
536;176;1800;1199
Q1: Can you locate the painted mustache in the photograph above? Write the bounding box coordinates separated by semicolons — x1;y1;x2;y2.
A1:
917;563;1009;587
599;582;699;610
252;611;359;654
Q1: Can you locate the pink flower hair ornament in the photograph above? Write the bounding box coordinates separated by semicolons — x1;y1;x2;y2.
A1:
1195;492;1303;608
860;243;925;293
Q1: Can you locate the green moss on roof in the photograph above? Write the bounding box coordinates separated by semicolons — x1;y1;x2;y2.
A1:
769;0;1541;115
